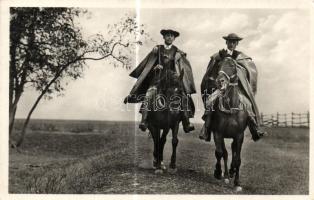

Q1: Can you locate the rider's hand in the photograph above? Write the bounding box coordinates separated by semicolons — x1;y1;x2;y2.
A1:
216;74;228;91
221;83;227;91
123;96;128;104
154;64;163;70
152;46;158;54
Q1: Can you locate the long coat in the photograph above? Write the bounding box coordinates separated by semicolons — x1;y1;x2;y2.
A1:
125;45;196;103
201;49;261;124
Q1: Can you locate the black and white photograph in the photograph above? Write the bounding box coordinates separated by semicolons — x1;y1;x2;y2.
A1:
0;0;312;198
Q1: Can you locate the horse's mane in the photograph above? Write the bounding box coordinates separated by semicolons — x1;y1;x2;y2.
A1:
219;57;237;68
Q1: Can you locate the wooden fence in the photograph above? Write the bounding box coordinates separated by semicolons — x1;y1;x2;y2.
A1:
260;112;309;128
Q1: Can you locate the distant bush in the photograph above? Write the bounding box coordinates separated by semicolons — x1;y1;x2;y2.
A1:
13;119;101;133
70;123;94;133
29;123;58;132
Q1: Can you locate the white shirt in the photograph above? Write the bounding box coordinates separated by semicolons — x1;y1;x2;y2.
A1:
164;44;173;50
226;48;233;56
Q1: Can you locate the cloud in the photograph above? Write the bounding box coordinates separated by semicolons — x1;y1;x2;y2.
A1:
217;12;250;31
16;9;310;121
244;11;310;113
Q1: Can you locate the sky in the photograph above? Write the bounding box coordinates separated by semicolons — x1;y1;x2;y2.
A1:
15;8;310;122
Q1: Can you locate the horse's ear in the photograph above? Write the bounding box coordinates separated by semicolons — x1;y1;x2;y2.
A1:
179;69;184;80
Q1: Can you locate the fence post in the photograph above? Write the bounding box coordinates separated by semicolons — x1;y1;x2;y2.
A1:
291;112;294;128
260;112;309;128
284;113;287;127
307;111;310;128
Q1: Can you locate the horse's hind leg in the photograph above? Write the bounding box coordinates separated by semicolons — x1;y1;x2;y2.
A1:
222;140;230;183
169;123;179;171
214;133;223;179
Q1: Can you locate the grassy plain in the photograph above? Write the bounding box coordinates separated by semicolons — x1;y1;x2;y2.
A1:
9;119;309;194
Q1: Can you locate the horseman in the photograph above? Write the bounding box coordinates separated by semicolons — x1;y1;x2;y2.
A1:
200;33;266;141
124;29;196;133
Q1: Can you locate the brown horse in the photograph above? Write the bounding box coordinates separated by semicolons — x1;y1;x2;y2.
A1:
146;69;186;174
210;57;250;192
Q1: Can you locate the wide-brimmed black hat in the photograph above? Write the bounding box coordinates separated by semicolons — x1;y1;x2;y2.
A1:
160;29;180;37
222;33;243;41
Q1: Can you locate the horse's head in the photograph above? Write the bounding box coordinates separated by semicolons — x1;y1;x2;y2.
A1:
216;57;238;92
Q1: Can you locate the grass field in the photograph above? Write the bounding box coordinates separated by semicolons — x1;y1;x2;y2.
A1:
9;119;309;194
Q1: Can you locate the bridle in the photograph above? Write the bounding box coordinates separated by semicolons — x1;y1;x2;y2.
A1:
216;58;241;113
218;70;237;84
218;57;239;87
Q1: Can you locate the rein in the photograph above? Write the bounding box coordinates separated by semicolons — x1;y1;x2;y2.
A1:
154;46;182;112
218;86;241;114
217;60;240;114
218;70;237;82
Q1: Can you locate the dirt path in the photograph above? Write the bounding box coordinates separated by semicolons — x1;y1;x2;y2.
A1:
9;125;309;194
91;129;308;194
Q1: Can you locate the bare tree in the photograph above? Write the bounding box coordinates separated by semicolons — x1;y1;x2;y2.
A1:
9;7;147;147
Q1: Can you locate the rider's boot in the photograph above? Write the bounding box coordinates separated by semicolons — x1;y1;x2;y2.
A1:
139;87;156;132
181;94;195;133
247;115;266;141
199;111;212;141
139;109;148;132
182;118;195;133
182;110;195;133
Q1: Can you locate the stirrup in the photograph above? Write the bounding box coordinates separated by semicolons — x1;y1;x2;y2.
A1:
183;123;195;133
252;130;265;141
139;122;147;132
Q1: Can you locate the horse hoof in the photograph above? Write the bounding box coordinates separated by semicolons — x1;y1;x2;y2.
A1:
168;168;177;174
234;186;243;192
224;178;230;184
153;160;157;169
214;170;222;180
155;169;163;174
161;162;167;170
229;169;235;178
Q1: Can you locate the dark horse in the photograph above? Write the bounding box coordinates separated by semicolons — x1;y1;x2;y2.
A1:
146;69;186;174
210;57;250;192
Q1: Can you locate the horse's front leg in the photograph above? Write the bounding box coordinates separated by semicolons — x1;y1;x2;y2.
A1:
222;140;230;184
160;128;169;170
229;140;236;178
151;127;162;173
169;122;179;172
233;133;244;191
213;132;223;180
151;128;158;169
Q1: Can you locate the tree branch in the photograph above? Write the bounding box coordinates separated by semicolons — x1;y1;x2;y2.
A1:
81;54;111;61
82;41;129;61
110;54;126;67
